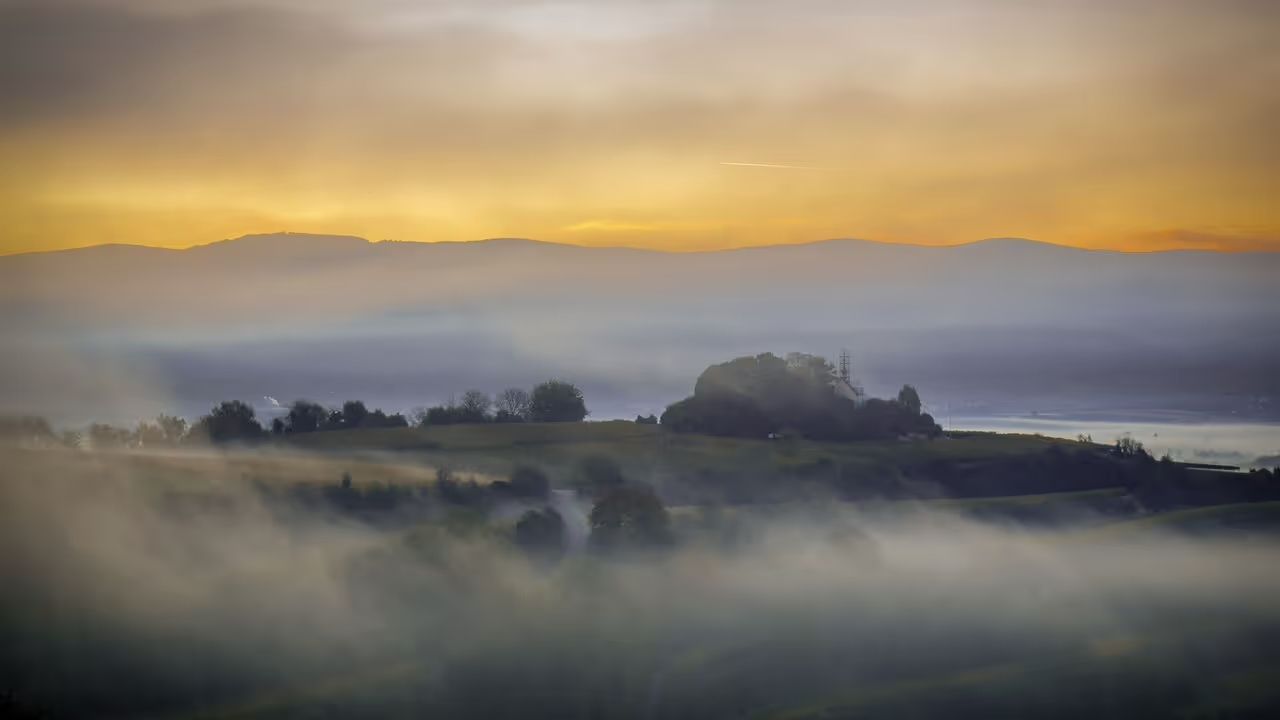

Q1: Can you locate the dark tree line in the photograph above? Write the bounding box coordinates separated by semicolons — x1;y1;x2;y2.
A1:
275;399;409;435
417;380;588;426
187;398;411;444
0;413;192;450
3;379;590;448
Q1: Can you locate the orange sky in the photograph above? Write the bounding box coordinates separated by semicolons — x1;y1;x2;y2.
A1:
1;0;1277;255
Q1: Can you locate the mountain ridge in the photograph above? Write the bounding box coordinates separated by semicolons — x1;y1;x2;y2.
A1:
5;232;1275;260
1;228;1275;425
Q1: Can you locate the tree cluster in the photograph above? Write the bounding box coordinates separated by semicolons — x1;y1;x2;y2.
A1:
1111;435;1149;459
0;413;192;450
661;352;940;441
0;378;590;449
0;416;62;448
576;455;671;552
274;399;408;435
417;380;588;426
191;400;264;444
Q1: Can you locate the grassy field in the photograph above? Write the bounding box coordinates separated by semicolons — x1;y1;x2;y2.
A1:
0;422;1179;519
277;421;1082;489
280;421;1075;461
918;486;1127;512
0;424;1108;524
10;423;1265;529
1088;501;1280;537
0;444;499;496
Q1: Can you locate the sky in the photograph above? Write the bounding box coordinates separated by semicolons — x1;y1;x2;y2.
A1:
0;0;1277;255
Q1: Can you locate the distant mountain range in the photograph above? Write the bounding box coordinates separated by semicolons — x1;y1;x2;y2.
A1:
2;233;1278;426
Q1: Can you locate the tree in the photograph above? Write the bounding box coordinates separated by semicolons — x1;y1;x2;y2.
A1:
0;416;55;447
341;400;369;428
495;388;531;422
635;414;658;425
458;390;492;423
1113;435;1148;459
363;408;409;428
133;421;166;448
286;400;327;433
192;400;264;444
515;507;566;559
529;380;588;423
134;414;188;447
509;465;551;499
661;393;773;438
156;414;188;444
897;385;922;415
423;405;460;425
88;423;132;448
588;484;671;550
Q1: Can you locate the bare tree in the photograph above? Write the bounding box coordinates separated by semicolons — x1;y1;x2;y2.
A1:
496;387;531;421
459;389;492;422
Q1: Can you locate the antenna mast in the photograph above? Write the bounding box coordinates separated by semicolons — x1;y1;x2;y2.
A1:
838;347;865;401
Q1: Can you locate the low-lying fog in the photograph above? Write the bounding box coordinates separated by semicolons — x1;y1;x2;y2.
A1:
3;449;1280;718
953;416;1280;468
3;236;1278;428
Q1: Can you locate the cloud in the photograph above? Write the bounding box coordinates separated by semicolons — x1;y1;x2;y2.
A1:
719;162;827;170
1130;230;1280;253
561;219;712;235
0;0;1277;252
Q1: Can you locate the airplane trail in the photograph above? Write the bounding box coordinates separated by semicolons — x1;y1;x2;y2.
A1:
719;161;824;170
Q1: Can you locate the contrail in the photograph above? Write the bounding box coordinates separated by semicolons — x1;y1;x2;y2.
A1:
719;161;824;170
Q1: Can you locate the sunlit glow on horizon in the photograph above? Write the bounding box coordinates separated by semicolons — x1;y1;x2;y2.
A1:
0;0;1276;255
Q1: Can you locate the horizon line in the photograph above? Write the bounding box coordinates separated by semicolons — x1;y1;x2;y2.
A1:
2;232;1275;259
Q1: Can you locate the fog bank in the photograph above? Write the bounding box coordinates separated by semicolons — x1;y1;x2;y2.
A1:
3;449;1280;717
